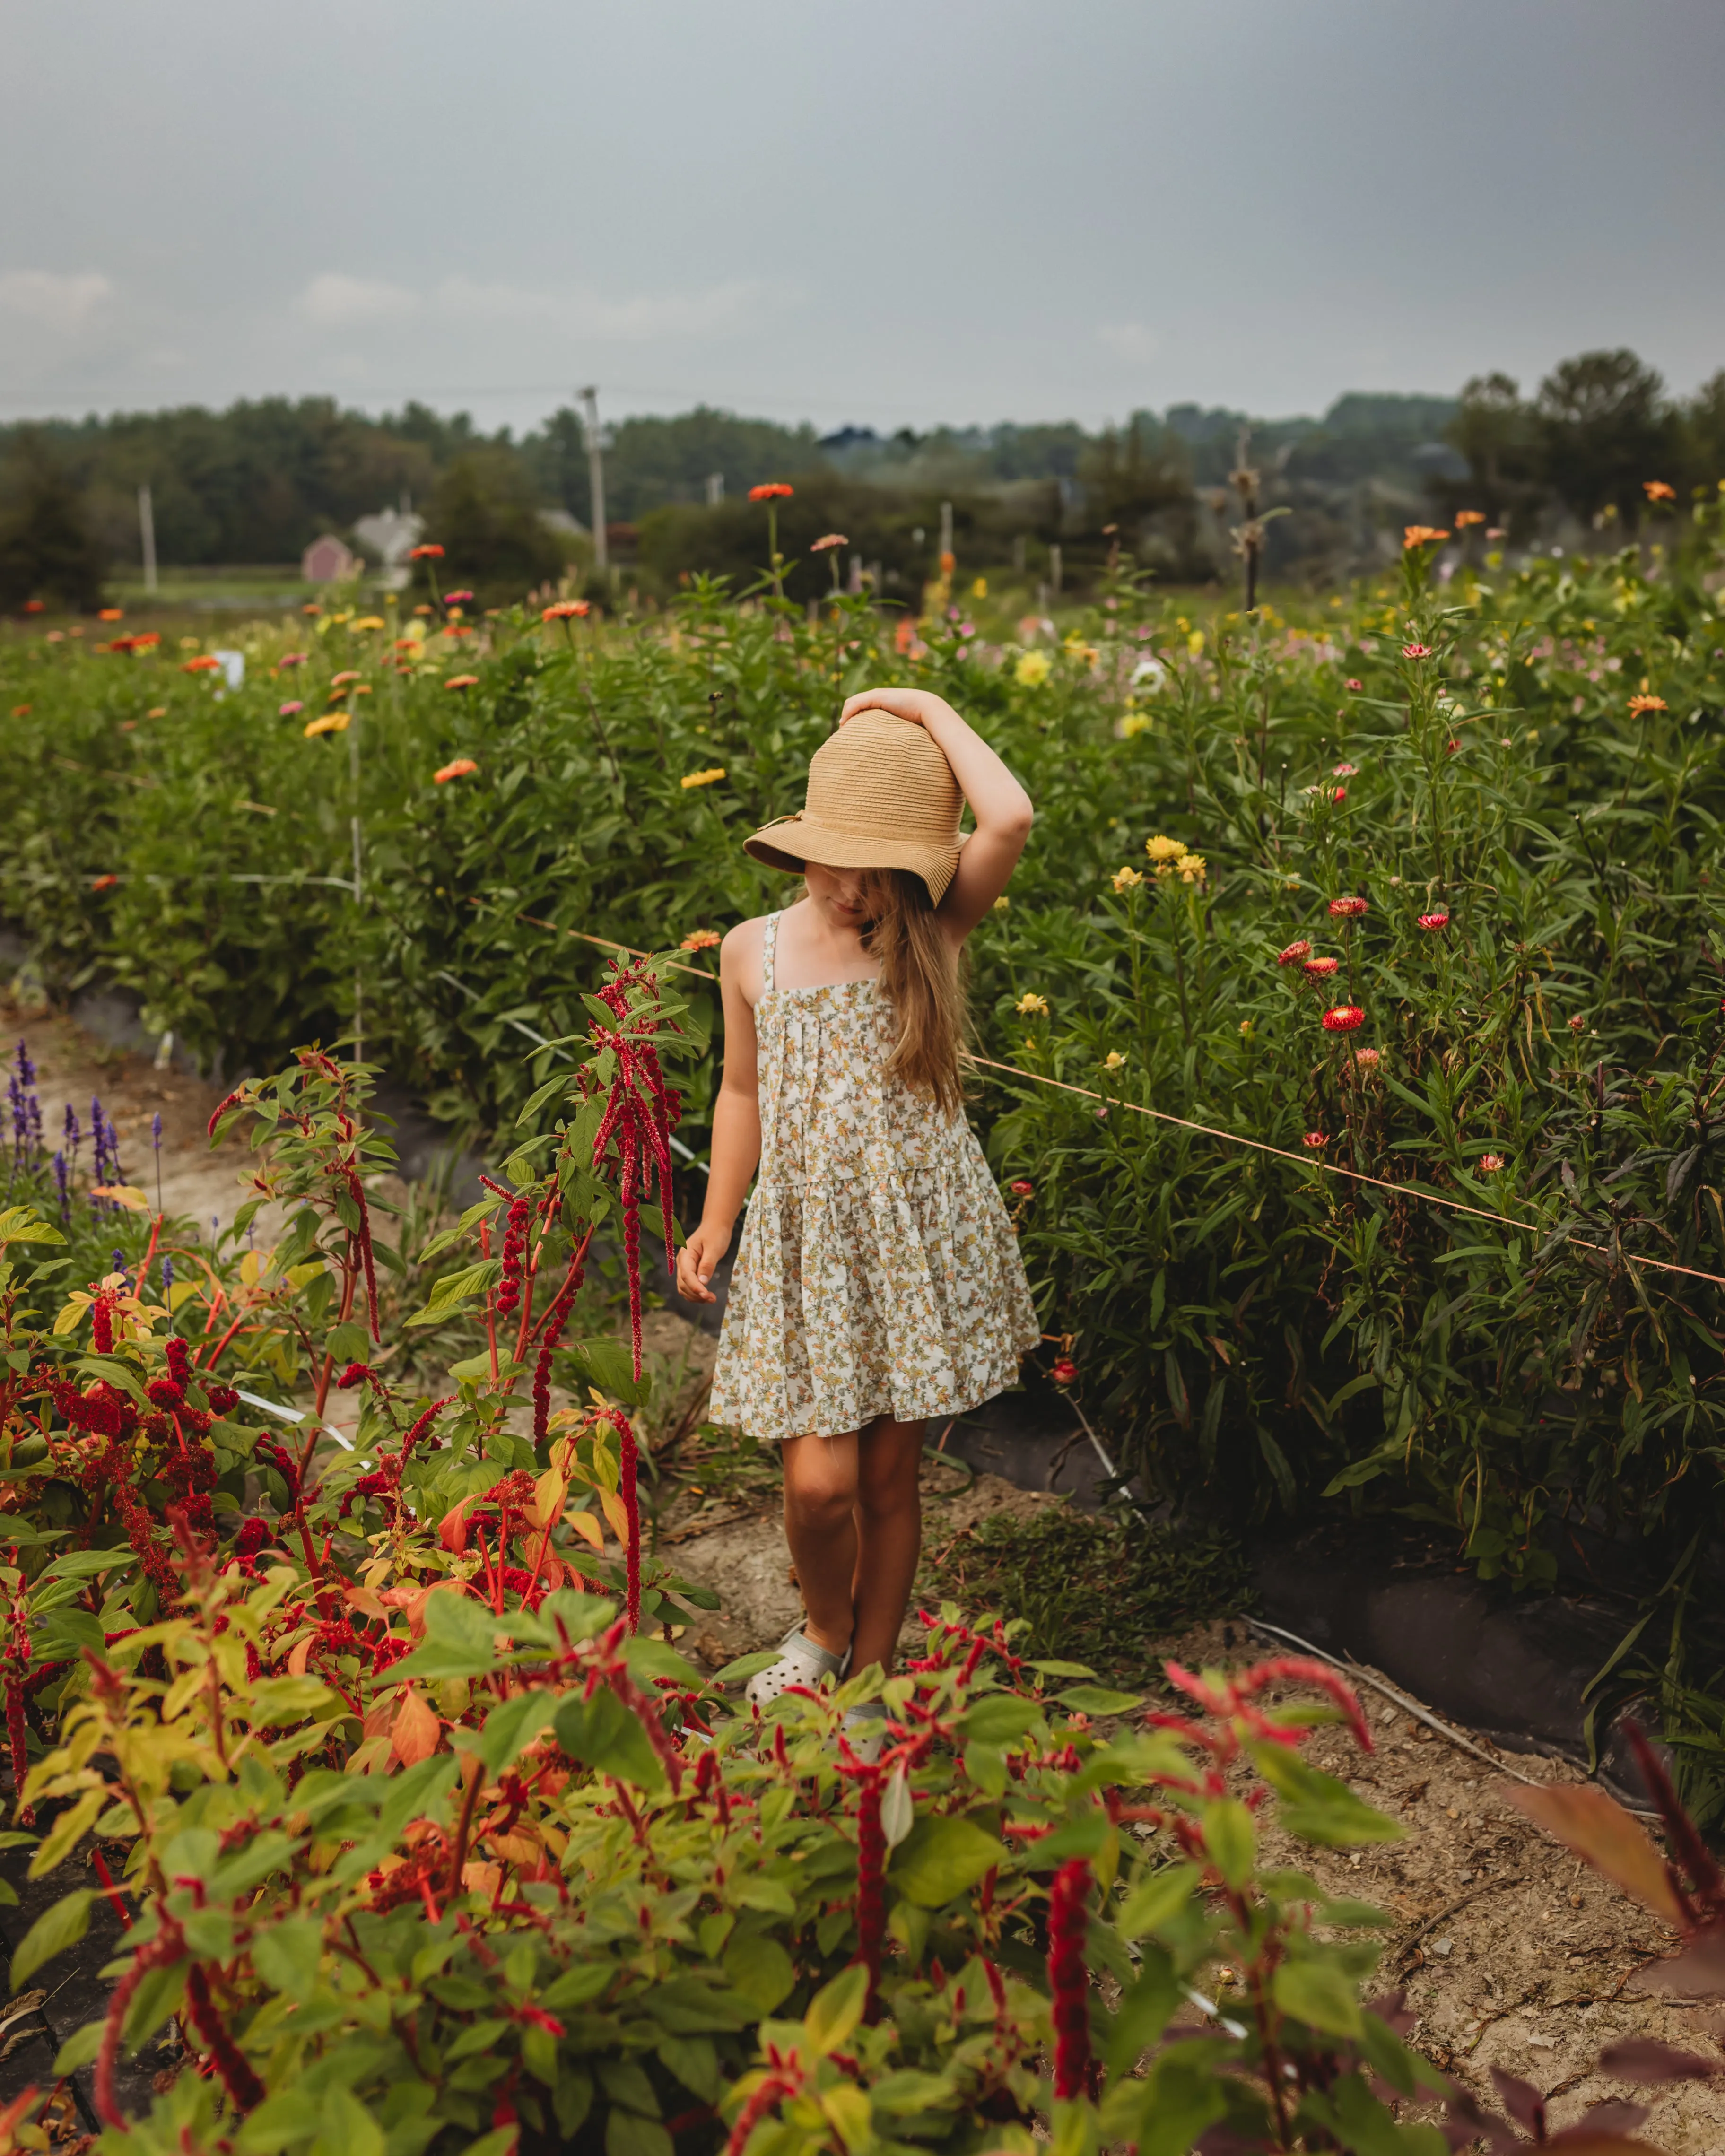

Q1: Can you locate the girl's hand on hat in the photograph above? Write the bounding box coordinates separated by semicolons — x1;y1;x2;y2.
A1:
840;686;941;729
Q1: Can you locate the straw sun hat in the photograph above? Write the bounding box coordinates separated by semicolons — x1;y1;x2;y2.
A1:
742;710;967;904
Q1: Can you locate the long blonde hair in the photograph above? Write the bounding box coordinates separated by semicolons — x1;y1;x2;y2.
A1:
856;868;967;1113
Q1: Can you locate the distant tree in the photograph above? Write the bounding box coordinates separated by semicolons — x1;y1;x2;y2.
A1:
1678;371;1725;496
1443;373;1544;530
1534;349;1673;523
423;449;569;604
0;431;106;610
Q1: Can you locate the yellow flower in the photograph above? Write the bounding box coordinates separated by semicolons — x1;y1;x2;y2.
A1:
1186;629;1205;658
1177;854;1207;884
1121;710;1151;738
971;577;988;599
1103;1050;1126;1070
303;711;351;737
680;767;726;789
350;615;385;631
1015;650;1051;688
1015;992;1049;1017
992;894;1011;913
1111;866;1144;892
1145;834;1187;863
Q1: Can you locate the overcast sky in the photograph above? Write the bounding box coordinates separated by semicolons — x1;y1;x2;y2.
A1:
3;0;1722;437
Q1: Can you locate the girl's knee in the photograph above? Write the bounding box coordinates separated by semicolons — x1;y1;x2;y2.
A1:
783;1441;856;1532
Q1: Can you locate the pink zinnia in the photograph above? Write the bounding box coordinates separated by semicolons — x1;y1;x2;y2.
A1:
1322;1005;1365;1032
1333;761;1358;777
1277;940;1312;967
279;700;303;717
1417;913;1449;931
1345;677;1363;691
1303;956;1339;979
1328;895;1368;919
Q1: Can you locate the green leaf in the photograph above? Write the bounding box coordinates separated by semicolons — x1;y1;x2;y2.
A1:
9;1889;92;1989
1272;1955;1363;2038
805;1964;868;2056
44;1548;136;1579
722;1930;794;2014
1029;1659;1096;1678
1105;1947;1181;2075
29;1786;107;1877
890;1815;1004;1908
606;2113;672;2156
406;1258;501;1328
1055;1684;1143;1716
250;1917;323;2005
474;1691;559;1777
570;1337;649;1406
0;1207;64;1247
956;1693;1041;1746
388;1591;504;1683
1249;1744;1404;1848
516;1073;570;1127
553;1684;666;1791
52;2019;105;2075
1132;2049;1228;2156
709;1650;780;1685
248;1676;344;1728
326;1319;371;1368
1200;1799;1255;1890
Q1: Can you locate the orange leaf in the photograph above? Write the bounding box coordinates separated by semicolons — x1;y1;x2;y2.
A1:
530;1468;567;1530
598;1487;629;1545
563;1506;604;1553
438;1496;474;1555
391;1686;442;1767
287;1634;314;1678
1499;1781;1685;1925
343;1584;388;1621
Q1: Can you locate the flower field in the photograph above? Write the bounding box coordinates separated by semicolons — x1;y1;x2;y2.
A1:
4;507;1725;2146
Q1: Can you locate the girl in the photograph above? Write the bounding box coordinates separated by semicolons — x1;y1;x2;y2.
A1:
675;685;1039;1756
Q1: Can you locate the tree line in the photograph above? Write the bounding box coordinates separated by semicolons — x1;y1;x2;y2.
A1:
1;348;1721;610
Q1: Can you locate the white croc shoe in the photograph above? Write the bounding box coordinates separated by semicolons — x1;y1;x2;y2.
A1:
746;1625;851;1709
840;1703;888;1765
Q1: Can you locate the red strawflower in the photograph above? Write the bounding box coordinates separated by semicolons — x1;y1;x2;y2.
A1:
1401;643;1432;660
1322;1004;1365;1032
1417;912;1449;931
1010;1178;1034;1197
1277;939;1311;966
1050;1357;1077;1385
1303;1131;1329;1148
1302;956;1339;978
1478;1153;1505;1172
1328;895;1368;918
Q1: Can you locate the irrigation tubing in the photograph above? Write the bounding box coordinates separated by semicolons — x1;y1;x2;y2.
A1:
506;910;1725;1296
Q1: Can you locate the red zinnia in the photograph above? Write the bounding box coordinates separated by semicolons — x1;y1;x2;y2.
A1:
1322;1005;1365;1032
23;600;44;613
1277;939;1311;966
1328;895;1368;918
1302;956;1339;978
1417;912;1449;931
409;543;444;560
434;758;478;783
749;482;794;502
181;654;219;672
91;874;118;892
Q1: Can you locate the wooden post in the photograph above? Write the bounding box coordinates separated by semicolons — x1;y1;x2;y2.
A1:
138;484;157;594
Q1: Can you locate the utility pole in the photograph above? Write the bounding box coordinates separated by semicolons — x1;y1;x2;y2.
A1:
138;484;157;595
580;386;608;576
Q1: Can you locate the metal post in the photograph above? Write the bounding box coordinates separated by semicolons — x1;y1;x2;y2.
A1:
581;386;608;576
939;499;953;562
706;471;724;507
1049;544;1063;596
138;484;157;595
348;697;364;1065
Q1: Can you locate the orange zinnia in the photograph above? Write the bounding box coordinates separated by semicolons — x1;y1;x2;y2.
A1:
541;600;590;620
810;533;847;552
1627;692;1667;717
434;758;478;783
445;675;479;690
181;654;220;672
748;482;793;502
1402;525;1450;550
1453;509;1486;528
1644;480;1676;503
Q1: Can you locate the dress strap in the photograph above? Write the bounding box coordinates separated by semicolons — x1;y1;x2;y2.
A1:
762;911;781;993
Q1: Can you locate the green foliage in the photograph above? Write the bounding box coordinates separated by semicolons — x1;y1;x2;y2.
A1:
424;449;572;605
0;430;107;610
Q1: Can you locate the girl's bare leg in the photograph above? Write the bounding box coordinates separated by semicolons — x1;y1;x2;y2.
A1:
850;1415;925;1678
781;1431;860;1656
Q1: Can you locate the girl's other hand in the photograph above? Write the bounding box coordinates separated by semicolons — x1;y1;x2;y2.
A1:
675;1221;726;1304
840;686;942;729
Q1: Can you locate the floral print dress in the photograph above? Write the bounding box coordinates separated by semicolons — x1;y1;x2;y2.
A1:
710;912;1040;1443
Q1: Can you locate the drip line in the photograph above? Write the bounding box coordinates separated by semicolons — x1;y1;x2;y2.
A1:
501;911;1725;1295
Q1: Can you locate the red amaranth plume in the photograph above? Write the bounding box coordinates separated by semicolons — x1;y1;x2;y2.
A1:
612;1408;642;1633
1046;1858;1094;2099
532;1230;593;1446
587;954;683;1381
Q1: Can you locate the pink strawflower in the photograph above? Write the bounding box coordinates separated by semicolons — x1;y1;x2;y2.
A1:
1277;940;1312;966
1402;643;1432;660
1478;1154;1505;1173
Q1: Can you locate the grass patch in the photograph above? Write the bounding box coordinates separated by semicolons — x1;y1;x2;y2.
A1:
922;1503;1250;1676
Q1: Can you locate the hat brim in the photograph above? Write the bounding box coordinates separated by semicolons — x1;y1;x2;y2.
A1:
743;814;966;906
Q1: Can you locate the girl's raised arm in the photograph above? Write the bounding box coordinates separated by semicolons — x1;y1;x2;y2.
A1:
674;922;763;1304
837;686;1032;938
